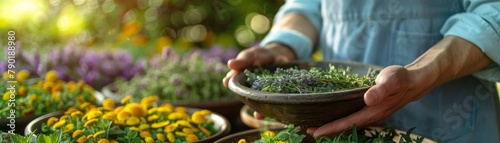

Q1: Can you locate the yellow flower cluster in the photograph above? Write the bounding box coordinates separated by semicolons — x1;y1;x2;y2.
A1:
42;95;217;143
1;70;96;118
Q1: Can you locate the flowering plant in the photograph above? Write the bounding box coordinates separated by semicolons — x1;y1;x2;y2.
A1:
112;47;237;102
0;70;96;118
40;96;219;143
46;45;144;90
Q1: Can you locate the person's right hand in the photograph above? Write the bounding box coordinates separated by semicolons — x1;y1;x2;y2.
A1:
222;43;296;87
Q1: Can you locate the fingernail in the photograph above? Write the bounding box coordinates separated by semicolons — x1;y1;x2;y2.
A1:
367;91;378;105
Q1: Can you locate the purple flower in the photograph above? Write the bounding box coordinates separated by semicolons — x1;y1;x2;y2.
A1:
0;61;6;73
162;47;173;59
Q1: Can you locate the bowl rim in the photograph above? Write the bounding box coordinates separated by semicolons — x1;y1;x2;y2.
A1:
24;107;231;143
228;61;384;103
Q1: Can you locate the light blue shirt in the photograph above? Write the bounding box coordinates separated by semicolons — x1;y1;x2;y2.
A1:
260;0;500;142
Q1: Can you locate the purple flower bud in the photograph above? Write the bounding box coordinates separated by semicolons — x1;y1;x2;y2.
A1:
162;47;173;59
0;61;6;73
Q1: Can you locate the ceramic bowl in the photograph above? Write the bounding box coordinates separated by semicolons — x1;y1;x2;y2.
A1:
240;105;285;129
25;107;231;143
228;61;383;127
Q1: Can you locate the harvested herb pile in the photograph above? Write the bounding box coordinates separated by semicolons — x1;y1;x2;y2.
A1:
245;65;376;93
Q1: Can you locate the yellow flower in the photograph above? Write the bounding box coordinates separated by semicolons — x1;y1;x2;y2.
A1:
126;116;141;126
167;112;182;120
191;111;206;124
262;131;276;138
125;103;145;117
167;133;175;142
110;140;119;143
175;131;187;136
199;125;211;136
139;124;150;130
182;128;194;134
98;139;110;143
71;111;84;117
151;121;170;128
140;96;158;108
140;131;152;138
47;117;59;126
175;120;192;127
45;70;58;82
77;136;87;143
103;112;116;120
79;102;92;110
84;119;98;128
185;133;199;142
87;134;94;139
159;104;173;112
73;130;83;138
174;107;186;113
147;115;159;122
103;98;115;109
94;130;106;137
86;110;103;119
67;81;77;92
17;70;30;83
129;127;141;132
121;95;132;104
200;109;211;115
42;81;54;91
117;110;132;121
238;139;247;143
3;92;10;101
113;106;125;114
2;72;10;80
156;133;166;142
164;124;178;133
52;120;66;129
51;92;61;102
18;86;27;97
147;107;158;115
63;124;75;133
64;107;79;115
144;137;154;143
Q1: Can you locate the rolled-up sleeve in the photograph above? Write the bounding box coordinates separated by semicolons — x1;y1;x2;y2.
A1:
440;0;500;81
259;0;322;60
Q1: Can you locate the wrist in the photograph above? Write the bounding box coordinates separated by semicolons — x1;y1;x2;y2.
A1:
263;42;298;60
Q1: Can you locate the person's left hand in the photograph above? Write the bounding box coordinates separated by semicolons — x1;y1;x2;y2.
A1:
306;65;429;137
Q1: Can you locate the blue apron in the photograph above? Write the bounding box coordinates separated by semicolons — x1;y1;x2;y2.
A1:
317;0;500;142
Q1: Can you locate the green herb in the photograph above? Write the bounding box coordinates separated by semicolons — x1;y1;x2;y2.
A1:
245;65;377;93
246;125;427;143
113;50;233;102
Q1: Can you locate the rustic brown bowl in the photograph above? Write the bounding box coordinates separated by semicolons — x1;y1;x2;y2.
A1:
228;61;383;127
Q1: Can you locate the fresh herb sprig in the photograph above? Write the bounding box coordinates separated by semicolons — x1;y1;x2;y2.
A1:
239;125;426;143
245;65;376;93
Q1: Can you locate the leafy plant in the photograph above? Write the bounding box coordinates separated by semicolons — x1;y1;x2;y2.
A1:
113;47;237;102
239;125;427;143
0;70;96;118
245;65;377;93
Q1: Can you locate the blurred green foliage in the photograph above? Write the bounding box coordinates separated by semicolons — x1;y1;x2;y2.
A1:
0;0;284;58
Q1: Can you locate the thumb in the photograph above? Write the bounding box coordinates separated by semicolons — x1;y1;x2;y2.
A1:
364;65;407;106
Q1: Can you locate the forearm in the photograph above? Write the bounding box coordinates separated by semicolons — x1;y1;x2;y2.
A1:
263;13;319;61
405;36;492;97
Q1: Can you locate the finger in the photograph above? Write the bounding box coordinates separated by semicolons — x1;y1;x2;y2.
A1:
364;84;389;106
364;65;407;106
306;127;319;134
253;111;265;120
222;70;237;87
312;107;382;137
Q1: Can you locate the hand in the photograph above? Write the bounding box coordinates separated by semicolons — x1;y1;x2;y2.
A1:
306;65;428;137
222;43;296;87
